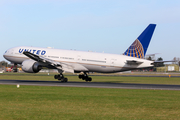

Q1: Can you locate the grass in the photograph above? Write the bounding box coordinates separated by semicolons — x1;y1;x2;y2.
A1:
1;73;180;119
1;72;180;85
0;85;180;120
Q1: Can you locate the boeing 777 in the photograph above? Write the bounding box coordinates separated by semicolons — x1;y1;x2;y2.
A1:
3;24;156;82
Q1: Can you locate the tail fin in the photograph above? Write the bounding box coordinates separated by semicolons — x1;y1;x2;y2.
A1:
123;24;156;59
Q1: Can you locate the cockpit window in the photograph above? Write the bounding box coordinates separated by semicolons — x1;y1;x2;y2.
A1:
5;51;7;53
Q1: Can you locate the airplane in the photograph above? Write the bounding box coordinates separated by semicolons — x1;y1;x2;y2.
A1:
3;24;156;82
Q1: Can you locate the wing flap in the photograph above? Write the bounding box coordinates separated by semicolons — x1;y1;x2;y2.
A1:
57;64;74;73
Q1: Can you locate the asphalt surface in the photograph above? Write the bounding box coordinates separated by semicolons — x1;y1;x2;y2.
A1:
0;79;180;90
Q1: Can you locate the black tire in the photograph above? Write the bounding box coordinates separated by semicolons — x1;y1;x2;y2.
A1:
64;78;68;82
61;79;64;82
88;77;92;82
79;75;83;79
82;76;87;80
54;75;58;79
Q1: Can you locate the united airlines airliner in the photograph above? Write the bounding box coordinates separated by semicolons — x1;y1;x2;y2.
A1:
3;24;156;82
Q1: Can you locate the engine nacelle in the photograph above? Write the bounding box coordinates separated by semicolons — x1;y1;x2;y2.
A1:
22;60;42;73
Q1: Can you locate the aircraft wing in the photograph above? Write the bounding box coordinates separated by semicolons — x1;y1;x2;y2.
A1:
126;60;143;65
23;51;74;73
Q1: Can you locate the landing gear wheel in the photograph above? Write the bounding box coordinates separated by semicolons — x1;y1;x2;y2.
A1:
54;75;58;79
88;77;92;82
79;74;83;79
79;72;92;82
61;79;64;82
61;78;68;82
85;77;92;82
82;76;86;80
64;78;68;82
54;73;68;82
85;78;88;82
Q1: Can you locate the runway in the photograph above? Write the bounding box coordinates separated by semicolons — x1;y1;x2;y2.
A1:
0;79;180;90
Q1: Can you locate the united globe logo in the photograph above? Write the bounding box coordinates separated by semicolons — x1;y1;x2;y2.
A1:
123;39;144;59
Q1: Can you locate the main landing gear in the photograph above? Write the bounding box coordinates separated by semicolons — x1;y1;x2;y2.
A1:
78;72;92;82
54;72;92;82
54;73;68;82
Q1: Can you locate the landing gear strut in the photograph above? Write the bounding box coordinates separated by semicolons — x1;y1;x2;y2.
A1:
12;63;18;72
54;73;68;82
79;72;92;82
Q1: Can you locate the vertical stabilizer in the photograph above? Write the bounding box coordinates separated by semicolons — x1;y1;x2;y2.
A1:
123;24;156;59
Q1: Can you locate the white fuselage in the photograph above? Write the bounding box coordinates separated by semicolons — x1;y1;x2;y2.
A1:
3;46;153;73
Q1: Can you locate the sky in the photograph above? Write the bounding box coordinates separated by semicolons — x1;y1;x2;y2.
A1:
0;0;180;62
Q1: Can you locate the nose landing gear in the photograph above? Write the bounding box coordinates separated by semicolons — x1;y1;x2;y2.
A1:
12;63;18;72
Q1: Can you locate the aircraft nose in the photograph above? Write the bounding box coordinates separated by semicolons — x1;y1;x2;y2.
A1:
3;50;8;60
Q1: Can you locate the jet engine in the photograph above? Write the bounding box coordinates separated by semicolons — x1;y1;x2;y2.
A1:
22;60;42;73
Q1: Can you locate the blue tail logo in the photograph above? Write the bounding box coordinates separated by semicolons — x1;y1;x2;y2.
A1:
123;24;156;59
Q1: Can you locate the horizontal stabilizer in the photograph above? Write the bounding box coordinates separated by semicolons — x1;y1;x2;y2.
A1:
145;53;160;56
126;60;143;65
154;60;176;63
